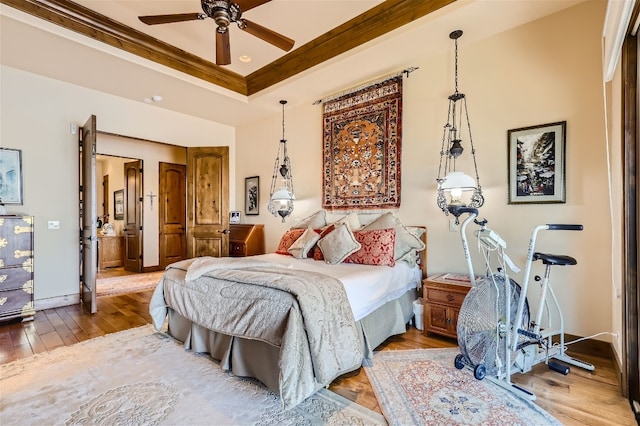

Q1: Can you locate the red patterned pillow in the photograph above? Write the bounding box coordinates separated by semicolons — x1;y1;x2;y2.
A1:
344;228;396;266
275;229;306;255
311;225;335;261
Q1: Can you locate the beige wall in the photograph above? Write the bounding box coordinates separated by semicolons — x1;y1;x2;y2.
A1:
236;1;615;344
0;66;235;308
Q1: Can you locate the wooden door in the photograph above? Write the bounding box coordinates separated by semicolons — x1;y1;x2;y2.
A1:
187;147;229;258
79;115;97;314
123;160;143;272
159;162;186;268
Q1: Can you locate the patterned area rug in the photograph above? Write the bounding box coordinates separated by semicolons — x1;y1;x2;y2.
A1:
365;348;560;426
97;270;164;296
0;326;385;425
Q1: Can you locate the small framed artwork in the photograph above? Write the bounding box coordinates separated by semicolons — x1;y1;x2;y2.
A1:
230;211;241;224
0;148;23;205
114;189;124;220
245;176;259;215
508;121;566;204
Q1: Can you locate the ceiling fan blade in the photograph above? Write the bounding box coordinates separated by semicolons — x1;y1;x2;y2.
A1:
236;0;271;13
240;19;294;52
139;13;204;25
216;30;231;66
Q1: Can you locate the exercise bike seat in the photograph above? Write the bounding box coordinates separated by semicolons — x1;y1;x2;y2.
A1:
533;252;577;266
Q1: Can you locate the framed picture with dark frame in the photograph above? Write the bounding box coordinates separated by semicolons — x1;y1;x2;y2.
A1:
114;189;124;220
0;148;23;205
245;176;259;215
508;121;566;204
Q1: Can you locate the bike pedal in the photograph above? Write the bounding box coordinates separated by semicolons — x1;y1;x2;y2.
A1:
548;361;570;375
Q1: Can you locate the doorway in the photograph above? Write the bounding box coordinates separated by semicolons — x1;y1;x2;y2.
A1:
95;154;141;284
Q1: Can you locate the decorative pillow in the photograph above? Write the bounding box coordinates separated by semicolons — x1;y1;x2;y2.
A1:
291;210;327;229
362;212;425;260
287;227;320;259
317;223;361;265
312;225;335;261
332;212;362;231
398;226;427;265
275;228;306;255
345;228;396;266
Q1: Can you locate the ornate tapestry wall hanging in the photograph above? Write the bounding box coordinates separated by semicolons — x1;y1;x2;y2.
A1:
322;75;403;211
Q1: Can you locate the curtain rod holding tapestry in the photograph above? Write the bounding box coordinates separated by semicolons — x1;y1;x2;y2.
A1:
312;66;418;105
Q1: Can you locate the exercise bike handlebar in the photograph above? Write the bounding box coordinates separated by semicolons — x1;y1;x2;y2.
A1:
447;206;479;217
546;224;583;231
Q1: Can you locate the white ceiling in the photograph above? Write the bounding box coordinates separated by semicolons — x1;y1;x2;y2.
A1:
0;0;584;128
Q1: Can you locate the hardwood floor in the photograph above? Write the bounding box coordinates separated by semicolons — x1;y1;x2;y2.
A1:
0;289;635;425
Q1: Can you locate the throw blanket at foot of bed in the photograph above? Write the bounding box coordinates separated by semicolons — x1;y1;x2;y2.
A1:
150;257;364;409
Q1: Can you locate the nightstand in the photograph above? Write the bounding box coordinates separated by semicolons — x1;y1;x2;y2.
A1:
229;224;265;257
423;273;472;339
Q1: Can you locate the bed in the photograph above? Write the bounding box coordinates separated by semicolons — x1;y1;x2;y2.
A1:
150;212;426;409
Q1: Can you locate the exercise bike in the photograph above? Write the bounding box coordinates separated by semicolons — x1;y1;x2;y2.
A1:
448;205;595;400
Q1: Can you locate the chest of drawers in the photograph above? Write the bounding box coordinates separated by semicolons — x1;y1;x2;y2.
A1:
0;215;35;322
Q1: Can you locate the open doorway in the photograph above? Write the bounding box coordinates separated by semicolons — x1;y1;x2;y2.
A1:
94;133;187;297
95;154;143;291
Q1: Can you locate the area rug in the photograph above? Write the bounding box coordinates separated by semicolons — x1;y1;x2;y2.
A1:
97;270;164;296
364;348;560;426
0;326;385;425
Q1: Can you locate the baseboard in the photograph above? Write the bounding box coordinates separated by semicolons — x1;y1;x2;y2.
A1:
142;265;163;273
556;333;613;359
35;294;79;311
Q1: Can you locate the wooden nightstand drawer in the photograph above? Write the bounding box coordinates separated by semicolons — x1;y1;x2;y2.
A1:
425;287;467;306
229;242;246;256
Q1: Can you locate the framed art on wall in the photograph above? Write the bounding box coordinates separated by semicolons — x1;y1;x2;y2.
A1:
230;211;241;224
114;189;124;220
245;176;259;215
0;148;23;205
508;121;566;204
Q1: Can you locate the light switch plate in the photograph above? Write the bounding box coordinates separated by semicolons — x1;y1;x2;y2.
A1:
48;220;60;230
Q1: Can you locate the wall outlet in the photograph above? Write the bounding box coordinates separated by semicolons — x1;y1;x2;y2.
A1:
48;220;60;230
449;218;459;232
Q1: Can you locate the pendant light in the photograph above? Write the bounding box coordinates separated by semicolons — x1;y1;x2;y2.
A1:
436;30;484;216
268;100;295;222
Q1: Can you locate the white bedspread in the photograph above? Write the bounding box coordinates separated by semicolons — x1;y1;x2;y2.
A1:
254;253;421;321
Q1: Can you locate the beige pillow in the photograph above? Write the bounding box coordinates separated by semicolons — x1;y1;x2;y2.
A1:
317;223;361;264
288;227;321;259
333;212;362;231
398;226;427;265
291;210;327;229
362;212;425;260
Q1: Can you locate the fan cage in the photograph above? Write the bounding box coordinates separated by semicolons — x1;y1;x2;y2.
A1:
457;274;530;377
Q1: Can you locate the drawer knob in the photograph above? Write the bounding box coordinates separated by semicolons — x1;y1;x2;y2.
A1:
446;294;454;302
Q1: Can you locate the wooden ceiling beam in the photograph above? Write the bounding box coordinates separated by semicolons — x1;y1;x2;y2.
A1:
246;0;456;95
1;0;456;97
1;0;248;95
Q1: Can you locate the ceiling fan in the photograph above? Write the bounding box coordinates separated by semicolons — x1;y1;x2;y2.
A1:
139;0;295;66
